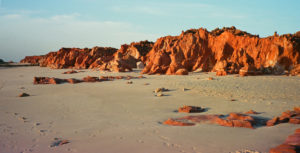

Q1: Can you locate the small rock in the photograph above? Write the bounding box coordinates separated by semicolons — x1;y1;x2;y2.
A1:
245;110;260;114
175;68;189;75
50;139;70;147
144;83;150;85
156;93;164;97
19;93;30;97
154;88;168;93
138;75;145;79
127;81;133;84
163;118;195;126
82;76;99;82
136;62;145;69
62;70;78;74
178;106;205;113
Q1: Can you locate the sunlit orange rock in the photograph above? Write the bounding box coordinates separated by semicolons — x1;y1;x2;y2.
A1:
66;78;82;84
178;106;204;113
20;56;43;64
82;76;99;82
216;71;227;76
269;144;298;153
142;27;300;75
214;113;255;129
270;128;300;153
267;109;300;126
175;68;189;75
245;110;260;114
34;77;66;84
166;113;258;129
163;118;195;126
62;70;78;74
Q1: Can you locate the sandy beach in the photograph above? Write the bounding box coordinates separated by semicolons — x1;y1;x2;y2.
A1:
0;66;299;153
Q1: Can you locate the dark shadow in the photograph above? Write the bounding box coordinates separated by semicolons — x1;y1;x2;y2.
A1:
252;116;271;128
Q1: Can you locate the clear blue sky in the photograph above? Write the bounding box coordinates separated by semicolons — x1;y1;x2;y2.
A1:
0;0;299;61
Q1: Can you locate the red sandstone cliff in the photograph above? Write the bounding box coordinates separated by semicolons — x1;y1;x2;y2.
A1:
38;47;117;69
141;27;300;75
20;56;44;64
20;27;300;75
96;40;154;72
20;40;154;72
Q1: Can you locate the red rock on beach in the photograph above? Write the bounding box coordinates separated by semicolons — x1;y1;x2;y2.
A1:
178;106;205;113
163;118;195;126
34;77;66;84
269;128;300;153
62;70;78;74
245;110;260;114
82;76;99;82
267;108;300;126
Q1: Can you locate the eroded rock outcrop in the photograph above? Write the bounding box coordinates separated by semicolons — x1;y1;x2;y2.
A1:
96;41;154;72
38;47;117;69
21;41;154;72
164;112;264;129
142;27;300;75
267;107;300;126
20;56;44;65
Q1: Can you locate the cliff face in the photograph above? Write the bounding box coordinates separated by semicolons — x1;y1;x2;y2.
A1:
142;27;300;75
98;40;154;72
20;40;154;72
20;56;44;64
38;47;117;69
20;27;300;75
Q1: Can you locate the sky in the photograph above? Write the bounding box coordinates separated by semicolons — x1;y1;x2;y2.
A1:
0;0;299;62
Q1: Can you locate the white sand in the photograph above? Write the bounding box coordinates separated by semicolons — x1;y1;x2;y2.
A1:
0;67;299;153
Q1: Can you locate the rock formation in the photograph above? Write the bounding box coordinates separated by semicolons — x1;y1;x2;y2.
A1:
95;40;154;72
38;47;117;69
267;107;300;126
21;27;300;75
178;106;205;113
142;26;300;75
163;113;263;129
20;56;44;65
33;75;145;85
20;41;154;72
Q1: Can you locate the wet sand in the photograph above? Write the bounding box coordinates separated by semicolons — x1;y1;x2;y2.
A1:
0;67;299;153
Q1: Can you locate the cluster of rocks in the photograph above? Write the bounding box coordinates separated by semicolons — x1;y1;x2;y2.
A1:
33;75;145;85
267;107;300;126
163;107;300;129
153;87;169;97
21;27;300;76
